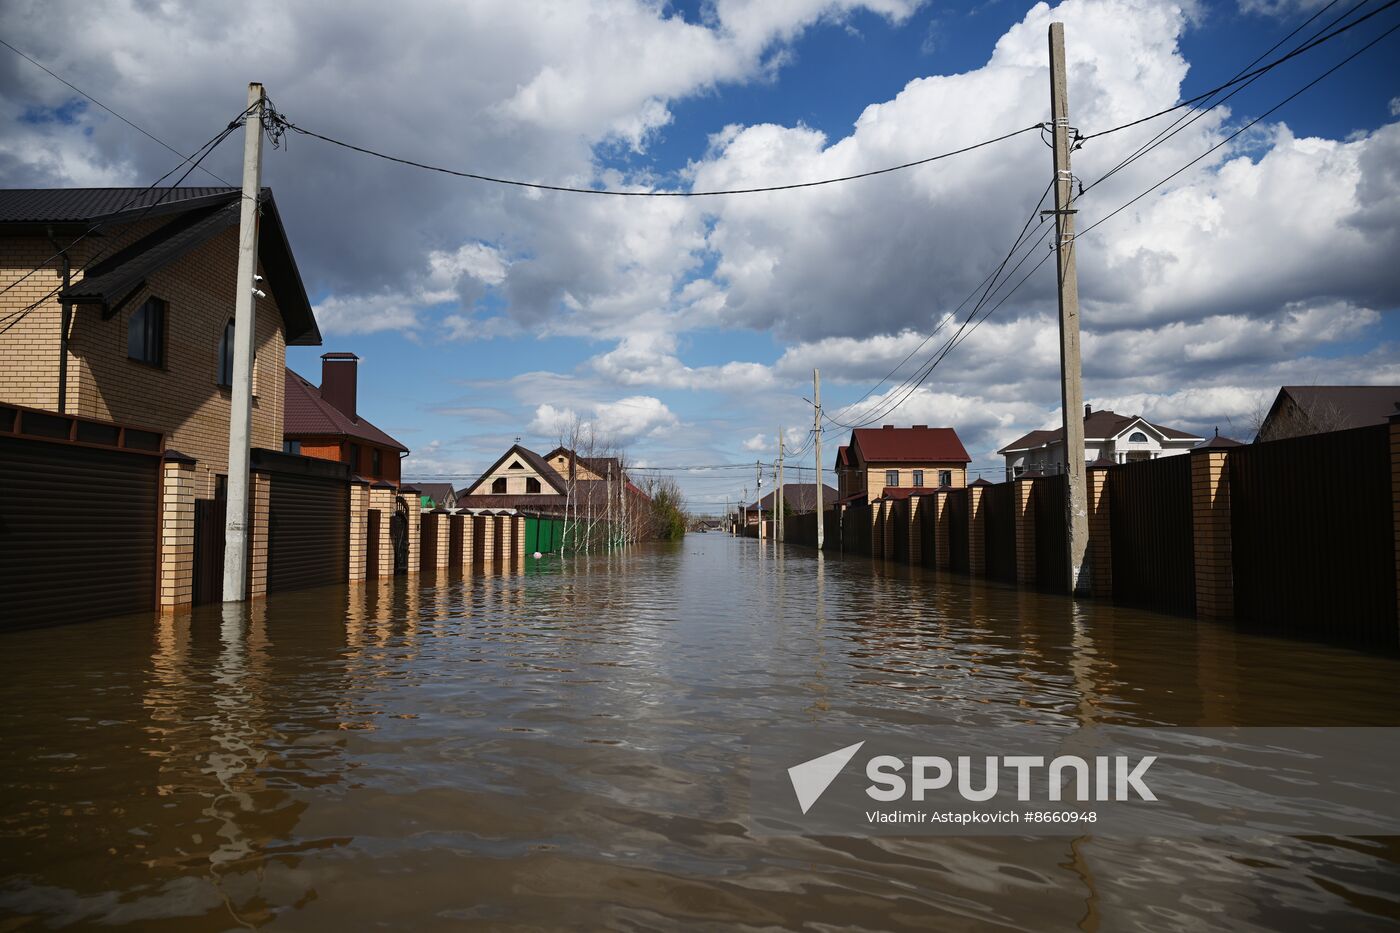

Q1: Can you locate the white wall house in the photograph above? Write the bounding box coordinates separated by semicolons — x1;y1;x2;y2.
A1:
998;405;1204;480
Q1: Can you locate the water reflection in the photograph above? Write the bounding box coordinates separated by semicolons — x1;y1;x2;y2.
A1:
1;540;1398;929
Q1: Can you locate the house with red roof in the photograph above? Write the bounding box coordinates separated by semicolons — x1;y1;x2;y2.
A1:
283;353;409;486
834;425;972;506
997;404;1203;480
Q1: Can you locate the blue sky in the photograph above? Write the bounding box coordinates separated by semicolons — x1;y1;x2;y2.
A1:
3;0;1398;512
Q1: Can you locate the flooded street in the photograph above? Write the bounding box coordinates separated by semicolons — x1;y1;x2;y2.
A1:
3;536;1400;930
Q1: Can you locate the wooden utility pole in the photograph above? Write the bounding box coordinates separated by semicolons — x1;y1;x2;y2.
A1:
222;82;265;602
813;369;824;551
776;426;785;543
1048;23;1090;595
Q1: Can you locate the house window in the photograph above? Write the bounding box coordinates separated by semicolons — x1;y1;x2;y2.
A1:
371;448;382;476
127;297;166;367
939;470;952;486
526;477;541;494
492;477;507;494
217;319;235;386
912;470;924;487
283;439;301;455
885;470;899;487
349;443;361;472
1129;431;1148;443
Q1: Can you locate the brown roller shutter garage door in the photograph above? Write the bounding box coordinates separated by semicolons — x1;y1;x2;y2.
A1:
261;452;350;594
0;435;159;630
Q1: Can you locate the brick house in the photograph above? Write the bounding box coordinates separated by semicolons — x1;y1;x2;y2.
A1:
742;482;838;525
1255;385;1400;442
283;352;408;485
0;186;320;497
835;425;972;505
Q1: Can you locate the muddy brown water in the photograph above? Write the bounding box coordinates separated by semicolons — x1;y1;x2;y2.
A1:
3;536;1399;930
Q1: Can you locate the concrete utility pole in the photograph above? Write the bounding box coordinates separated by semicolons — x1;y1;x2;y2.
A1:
1048;24;1090;595
755;460;763;540
222;82;265;603
776;426;785;543
813;368;824;551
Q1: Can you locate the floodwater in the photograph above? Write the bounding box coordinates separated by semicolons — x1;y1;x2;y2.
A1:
3;536;1399;931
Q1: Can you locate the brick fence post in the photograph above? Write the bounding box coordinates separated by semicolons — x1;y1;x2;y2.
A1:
1014;477;1037;586
499;511;514;561
369;483;395;579
967;481;987;577
397;488;421;575
907;495;922;565
158;453;197;610
1191;448;1233;620
348;479;369;584
248;470;271;599
483;513;496;566
1086;465;1113;598
515;515;526;566
462;513;476;570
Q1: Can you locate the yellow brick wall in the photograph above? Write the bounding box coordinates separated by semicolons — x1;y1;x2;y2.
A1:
159;461;197;609
1;224;288;500
862;462;966;501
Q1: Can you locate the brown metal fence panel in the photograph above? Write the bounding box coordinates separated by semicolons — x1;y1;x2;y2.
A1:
193;497;226;605
419;513;438;570
890;500;909;563
947;489;969;573
449;513;464;566
472;515;485;566
982;482;1017;583
1034;474;1069;593
1230;424;1395;646
266;469;350;593
0;436;159;629
366;509;381;578
1109;457;1195;615
918;498;935;568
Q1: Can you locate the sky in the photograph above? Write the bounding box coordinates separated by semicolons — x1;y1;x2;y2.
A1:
2;0;1397;514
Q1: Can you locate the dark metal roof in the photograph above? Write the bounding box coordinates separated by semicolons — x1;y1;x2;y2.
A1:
746;483;838;512
283;368;409;452
0;187;240;230
6;186;320;346
1272;386;1400;431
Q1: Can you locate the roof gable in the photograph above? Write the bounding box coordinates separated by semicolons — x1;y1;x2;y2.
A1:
464;444;567;495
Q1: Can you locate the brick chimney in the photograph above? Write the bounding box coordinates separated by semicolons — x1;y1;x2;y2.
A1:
321;352;359;421
1084;403;1092;418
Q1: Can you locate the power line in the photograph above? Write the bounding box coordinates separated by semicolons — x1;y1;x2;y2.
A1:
1079;0;1399;142
0;37;237;188
0;114;248;336
274;116;1044;197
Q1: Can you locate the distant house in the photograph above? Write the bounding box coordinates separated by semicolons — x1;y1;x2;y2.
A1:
415;482;457;510
283;353;409;485
743;483;838;524
1256;386;1399;442
835;425;972;505
455;442;647;518
998;405;1202;480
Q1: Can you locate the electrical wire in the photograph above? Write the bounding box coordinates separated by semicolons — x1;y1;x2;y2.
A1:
1078;0;1399;142
0;113;248;335
0;37;237;188
274;116;1044;197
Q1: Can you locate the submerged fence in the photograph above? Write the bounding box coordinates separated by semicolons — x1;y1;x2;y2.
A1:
777;417;1399;649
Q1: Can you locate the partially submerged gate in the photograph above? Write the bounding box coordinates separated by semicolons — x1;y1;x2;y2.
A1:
256;449;350;594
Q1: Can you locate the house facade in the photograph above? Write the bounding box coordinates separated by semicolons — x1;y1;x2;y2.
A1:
0;187;320;498
834;425;972;505
998;405;1203;480
743;482;838;525
460;444;569;500
283;353;408;486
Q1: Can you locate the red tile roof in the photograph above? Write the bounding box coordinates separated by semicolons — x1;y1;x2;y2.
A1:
283;368;408;452
850;426;971;463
